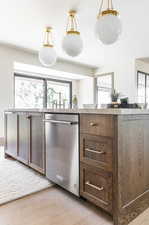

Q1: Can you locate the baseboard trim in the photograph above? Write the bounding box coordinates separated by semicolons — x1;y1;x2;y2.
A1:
118;189;149;225
0;137;4;146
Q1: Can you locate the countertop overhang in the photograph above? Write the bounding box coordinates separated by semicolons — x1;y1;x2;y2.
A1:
5;108;149;115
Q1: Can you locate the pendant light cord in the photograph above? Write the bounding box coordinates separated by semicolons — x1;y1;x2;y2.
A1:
108;0;110;9
108;0;114;10
66;13;78;32
66;17;70;32
71;15;75;31
74;17;78;31
46;31;50;45
99;0;104;14
110;0;114;9
98;0;114;13
43;28;53;46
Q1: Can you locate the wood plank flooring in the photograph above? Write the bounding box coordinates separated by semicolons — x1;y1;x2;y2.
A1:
0;187;149;225
0;187;112;225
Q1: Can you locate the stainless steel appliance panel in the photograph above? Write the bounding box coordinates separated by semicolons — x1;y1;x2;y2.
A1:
44;114;79;196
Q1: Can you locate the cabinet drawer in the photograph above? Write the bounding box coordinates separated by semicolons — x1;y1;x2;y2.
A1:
80;134;113;171
80;114;114;137
80;163;112;213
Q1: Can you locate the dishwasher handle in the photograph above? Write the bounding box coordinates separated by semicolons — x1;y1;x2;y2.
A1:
43;119;78;126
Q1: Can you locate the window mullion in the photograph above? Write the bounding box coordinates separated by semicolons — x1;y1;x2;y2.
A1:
43;79;47;108
96;74;113;106
69;82;72;108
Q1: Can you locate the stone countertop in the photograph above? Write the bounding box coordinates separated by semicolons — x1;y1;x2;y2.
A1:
4;108;149;115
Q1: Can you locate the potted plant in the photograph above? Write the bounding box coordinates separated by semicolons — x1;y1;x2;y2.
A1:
72;95;78;109
111;89;120;103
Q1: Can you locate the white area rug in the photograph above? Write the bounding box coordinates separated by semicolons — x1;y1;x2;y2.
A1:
0;148;52;205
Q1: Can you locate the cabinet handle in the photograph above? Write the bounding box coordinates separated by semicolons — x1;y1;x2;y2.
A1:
85;148;105;154
90;122;98;127
43;119;78;125
86;181;104;191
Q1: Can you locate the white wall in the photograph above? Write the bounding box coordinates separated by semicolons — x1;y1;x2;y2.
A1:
0;44;93;137
77;77;95;107
95;59;137;103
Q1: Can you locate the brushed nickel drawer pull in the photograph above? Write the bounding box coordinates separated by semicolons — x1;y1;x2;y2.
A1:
86;181;104;191
90;122;98;127
85;148;105;154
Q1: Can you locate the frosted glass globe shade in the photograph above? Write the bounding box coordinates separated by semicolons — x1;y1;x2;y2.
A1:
95;14;122;45
62;33;83;57
39;46;57;67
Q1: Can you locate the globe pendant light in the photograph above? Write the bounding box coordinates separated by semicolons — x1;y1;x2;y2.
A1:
39;27;57;67
62;10;83;57
95;0;122;45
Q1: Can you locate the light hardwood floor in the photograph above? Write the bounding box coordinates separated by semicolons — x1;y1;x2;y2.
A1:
0;187;149;225
0;187;112;225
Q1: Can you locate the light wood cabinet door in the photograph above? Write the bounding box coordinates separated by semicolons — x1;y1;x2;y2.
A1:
5;112;18;158
80;162;113;213
80;114;114;138
80;134;113;171
29;114;45;174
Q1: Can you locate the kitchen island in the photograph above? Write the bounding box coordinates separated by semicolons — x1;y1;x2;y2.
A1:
4;108;149;225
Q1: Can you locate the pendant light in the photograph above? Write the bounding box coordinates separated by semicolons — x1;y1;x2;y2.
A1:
39;27;57;67
62;10;83;57
95;0;122;45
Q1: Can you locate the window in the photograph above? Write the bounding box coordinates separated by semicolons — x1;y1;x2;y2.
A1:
15;76;44;108
137;71;149;105
47;80;71;108
96;73;114;107
14;74;72;109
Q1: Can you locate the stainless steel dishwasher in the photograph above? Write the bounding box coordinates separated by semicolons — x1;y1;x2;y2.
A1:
44;113;79;196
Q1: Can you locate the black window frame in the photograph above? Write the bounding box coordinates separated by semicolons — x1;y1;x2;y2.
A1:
137;71;149;105
14;73;72;108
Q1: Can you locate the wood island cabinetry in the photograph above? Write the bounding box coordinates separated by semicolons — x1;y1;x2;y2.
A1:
80;113;149;225
4;109;149;225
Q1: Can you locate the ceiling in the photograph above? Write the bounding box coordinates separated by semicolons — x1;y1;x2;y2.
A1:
138;58;149;64
0;0;148;68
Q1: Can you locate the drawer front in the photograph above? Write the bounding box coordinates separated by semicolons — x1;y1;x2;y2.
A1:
80;114;114;137
80;134;113;171
80;163;112;213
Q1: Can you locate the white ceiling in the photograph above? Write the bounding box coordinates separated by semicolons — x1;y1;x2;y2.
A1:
138;58;149;64
0;0;149;68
